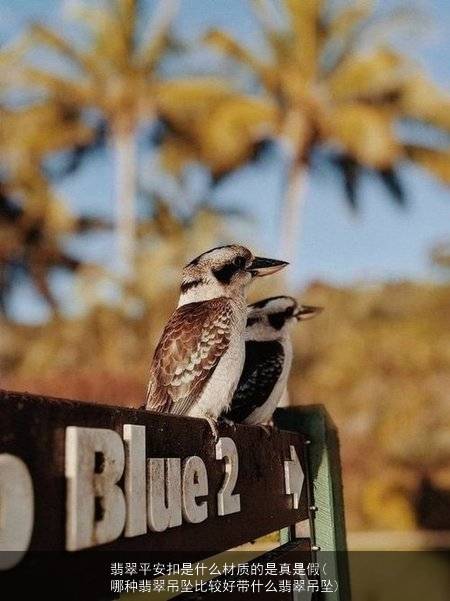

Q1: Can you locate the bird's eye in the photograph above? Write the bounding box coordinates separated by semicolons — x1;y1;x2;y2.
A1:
213;256;245;284
268;312;286;330
246;316;259;327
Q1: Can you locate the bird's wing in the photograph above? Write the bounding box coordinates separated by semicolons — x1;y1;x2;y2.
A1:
145;297;233;414
226;340;284;423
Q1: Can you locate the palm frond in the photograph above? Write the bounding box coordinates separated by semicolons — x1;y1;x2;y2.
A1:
138;0;179;71
203;29;268;78
333;155;360;211
115;0;139;54
251;0;282;34
334;156;406;211
46;121;107;179
197;95;277;177
328;49;406;102
399;73;450;133
158;134;199;177
0;187;22;222
325;1;373;43
405;145;450;184
378;168;406;207
9;66;93;105
329;103;400;169
30;24;100;77
68;3;132;70
283;0;322;79
154;78;232;136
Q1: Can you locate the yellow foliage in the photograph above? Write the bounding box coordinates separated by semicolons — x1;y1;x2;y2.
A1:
155;80;232;134
328;50;405;102
328;104;401;168
159;136;197;177
157;83;278;177
399;73;450;132
197;97;277;176
362;479;416;530
405;147;450;184
204;1;450;184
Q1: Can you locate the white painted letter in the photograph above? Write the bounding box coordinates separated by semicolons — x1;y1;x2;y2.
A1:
182;456;208;524
147;458;182;532
65;427;126;551
0;454;34;570
216;437;240;516
123;424;147;537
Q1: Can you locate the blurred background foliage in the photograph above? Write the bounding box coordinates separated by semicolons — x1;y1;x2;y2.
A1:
0;0;449;543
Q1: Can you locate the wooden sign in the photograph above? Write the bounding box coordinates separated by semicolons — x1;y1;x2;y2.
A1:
0;390;309;567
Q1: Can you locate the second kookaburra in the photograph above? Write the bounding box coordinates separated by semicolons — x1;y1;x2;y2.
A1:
145;245;288;432
224;296;323;426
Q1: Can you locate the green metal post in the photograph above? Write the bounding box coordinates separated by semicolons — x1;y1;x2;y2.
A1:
275;405;352;601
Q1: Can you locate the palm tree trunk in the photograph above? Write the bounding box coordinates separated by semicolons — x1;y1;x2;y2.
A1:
279;156;309;280
111;125;137;279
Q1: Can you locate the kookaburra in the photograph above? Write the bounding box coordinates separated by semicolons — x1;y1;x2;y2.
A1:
145;245;288;434
224;296;322;426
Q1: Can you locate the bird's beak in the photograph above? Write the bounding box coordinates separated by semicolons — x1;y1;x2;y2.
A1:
248;257;289;277
294;305;323;321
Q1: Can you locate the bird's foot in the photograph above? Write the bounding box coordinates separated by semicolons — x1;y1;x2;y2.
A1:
219;416;237;430
258;423;273;436
204;417;219;441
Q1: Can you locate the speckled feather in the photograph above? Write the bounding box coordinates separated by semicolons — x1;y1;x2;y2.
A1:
145;297;232;414
226;340;284;422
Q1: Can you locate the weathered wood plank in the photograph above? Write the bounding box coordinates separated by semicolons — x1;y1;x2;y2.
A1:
0;390;308;559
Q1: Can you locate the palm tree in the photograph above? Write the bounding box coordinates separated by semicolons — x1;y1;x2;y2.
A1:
12;0;183;277
154;78;277;182
0;102;109;314
205;0;450;272
0;102;93;221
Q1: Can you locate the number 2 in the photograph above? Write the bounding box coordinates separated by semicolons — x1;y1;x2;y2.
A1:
215;437;241;516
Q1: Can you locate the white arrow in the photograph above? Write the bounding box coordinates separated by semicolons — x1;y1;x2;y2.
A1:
284;445;305;509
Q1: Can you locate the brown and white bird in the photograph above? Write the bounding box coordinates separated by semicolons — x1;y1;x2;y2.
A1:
224;296;322;426
145;245;288;434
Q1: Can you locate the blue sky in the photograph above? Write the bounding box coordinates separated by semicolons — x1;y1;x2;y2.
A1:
1;0;450;321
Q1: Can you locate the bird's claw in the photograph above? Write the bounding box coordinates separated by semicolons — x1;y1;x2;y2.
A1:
205;417;219;441
259;423;273;436
219;417;237;430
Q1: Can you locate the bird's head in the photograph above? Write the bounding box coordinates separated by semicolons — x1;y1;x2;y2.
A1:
179;245;288;305
245;296;323;340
